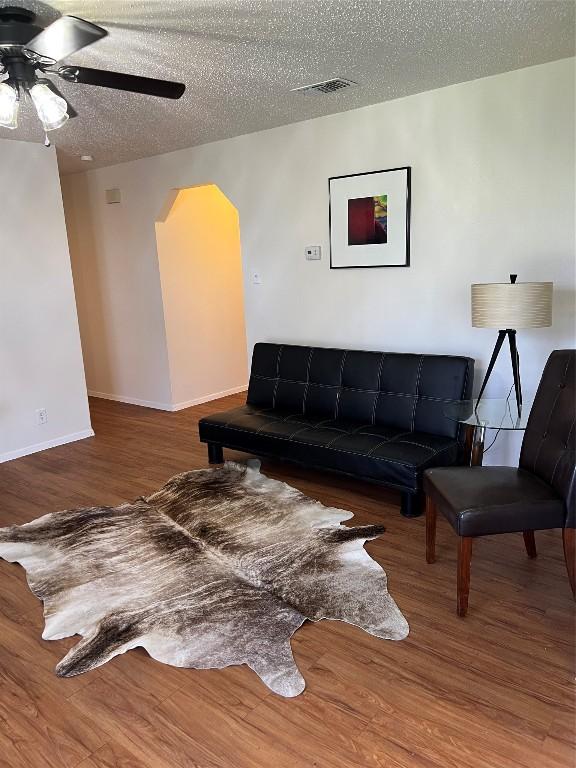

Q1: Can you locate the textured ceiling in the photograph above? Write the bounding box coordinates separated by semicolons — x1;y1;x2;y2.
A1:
1;0;573;174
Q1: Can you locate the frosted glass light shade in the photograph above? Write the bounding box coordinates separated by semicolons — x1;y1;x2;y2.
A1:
471;282;553;329
0;82;19;129
29;83;69;131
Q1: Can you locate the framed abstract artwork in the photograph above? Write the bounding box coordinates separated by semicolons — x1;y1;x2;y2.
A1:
329;166;411;269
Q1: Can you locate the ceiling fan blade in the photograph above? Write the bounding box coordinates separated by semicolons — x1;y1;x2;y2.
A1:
59;66;185;99
26;16;107;63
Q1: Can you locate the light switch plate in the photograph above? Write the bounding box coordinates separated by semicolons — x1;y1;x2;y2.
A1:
105;188;121;204
252;271;262;285
305;245;321;260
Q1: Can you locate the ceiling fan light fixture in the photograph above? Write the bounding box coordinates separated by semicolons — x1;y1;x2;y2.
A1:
29;81;68;130
0;8;185;140
0;81;19;129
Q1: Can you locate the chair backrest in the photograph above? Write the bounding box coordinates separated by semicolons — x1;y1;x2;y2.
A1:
520;350;576;523
247;343;474;439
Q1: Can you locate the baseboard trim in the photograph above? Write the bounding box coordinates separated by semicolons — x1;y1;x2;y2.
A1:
0;428;95;464
171;385;248;411
88;385;248;412
88;391;174;411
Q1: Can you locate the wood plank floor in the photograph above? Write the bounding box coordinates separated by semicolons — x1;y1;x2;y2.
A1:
0;394;574;768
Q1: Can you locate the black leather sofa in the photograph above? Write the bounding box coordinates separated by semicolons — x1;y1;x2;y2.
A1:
199;343;474;516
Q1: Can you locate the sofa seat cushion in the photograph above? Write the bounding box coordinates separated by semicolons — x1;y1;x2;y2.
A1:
199;406;459;492
424;466;566;536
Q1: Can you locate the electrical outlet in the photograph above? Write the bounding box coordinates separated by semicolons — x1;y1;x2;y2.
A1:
252;271;262;285
305;245;321;260
36;408;48;425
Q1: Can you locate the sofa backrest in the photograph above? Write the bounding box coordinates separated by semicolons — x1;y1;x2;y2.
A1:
247;343;474;439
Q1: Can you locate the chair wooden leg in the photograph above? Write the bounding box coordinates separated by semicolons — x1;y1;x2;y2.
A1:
425;496;436;564
562;528;575;599
523;530;537;559
457;537;473;617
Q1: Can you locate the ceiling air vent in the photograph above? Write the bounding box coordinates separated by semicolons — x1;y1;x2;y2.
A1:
290;78;357;95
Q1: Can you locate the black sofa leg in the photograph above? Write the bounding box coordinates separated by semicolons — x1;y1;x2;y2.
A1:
207;443;224;464
401;492;423;518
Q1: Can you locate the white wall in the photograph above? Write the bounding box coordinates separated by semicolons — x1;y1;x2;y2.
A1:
61;172;173;409
62;58;575;464
0;140;92;462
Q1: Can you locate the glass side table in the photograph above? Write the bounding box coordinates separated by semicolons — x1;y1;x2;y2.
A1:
443;398;532;466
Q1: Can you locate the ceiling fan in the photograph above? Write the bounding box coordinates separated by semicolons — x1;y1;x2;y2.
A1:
0;5;185;134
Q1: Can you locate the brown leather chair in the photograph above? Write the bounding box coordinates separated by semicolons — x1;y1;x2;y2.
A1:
424;349;575;616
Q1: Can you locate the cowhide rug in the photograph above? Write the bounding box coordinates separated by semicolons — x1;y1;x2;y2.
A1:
0;460;408;697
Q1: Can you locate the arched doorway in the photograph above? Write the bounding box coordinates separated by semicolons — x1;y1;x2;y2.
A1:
155;184;248;408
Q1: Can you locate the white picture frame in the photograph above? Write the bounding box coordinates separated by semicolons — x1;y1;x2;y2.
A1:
329;166;411;269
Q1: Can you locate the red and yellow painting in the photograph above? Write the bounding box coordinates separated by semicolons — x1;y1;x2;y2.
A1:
347;194;387;245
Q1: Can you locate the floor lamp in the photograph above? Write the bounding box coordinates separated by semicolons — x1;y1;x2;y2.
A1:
471;276;553;412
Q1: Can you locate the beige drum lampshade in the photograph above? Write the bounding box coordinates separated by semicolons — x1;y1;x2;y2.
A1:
471;282;553;329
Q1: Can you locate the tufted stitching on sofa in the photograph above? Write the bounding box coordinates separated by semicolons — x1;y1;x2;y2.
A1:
270;345;284;409
334;350;348;421
204;423;456;470
203;413;454;470
249;374;462;403
372;353;386;423
410;355;424;432
301;347;314;415
455;356;472;447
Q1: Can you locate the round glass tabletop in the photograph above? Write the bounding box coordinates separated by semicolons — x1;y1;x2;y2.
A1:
443;398;532;430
